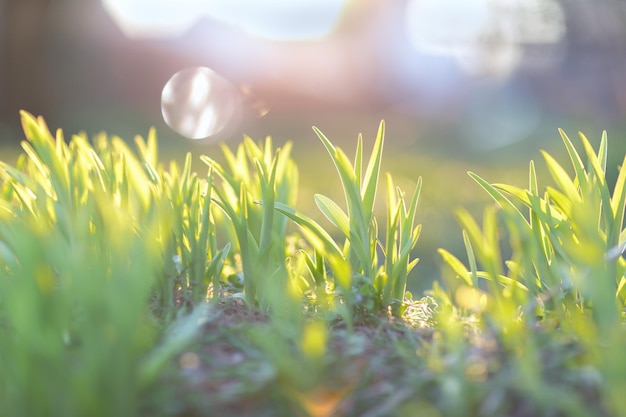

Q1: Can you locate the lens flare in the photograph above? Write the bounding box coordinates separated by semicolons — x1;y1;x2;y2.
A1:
161;67;240;140
405;0;565;76
102;0;346;40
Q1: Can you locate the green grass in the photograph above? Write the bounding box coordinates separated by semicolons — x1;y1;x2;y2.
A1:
0;111;624;417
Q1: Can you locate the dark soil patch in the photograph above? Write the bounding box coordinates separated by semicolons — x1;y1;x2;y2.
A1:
141;299;611;417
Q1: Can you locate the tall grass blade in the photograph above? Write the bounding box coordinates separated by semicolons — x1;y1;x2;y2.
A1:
314;194;350;237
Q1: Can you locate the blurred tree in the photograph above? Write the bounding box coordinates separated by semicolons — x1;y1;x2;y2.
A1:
557;0;626;118
0;0;51;134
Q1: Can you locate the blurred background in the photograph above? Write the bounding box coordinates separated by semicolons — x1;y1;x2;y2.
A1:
2;0;626;292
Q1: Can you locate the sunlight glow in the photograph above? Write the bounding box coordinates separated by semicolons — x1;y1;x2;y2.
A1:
405;0;566;76
102;0;346;40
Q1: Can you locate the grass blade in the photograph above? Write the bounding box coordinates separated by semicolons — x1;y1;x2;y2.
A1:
362;120;385;220
274;202;343;258
314;194;350;237
438;248;472;286
541;151;581;203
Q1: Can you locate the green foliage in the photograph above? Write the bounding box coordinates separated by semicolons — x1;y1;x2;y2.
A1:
0;112;622;417
158;152;229;318
439;129;626;416
275;121;422;317
441;130;626;328
0;112;166;416
201;137;298;308
0;112;231;416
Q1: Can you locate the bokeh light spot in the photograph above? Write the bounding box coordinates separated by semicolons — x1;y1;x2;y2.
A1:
405;0;566;76
240;84;271;118
204;0;346;41
161;67;240;140
102;0;347;40
101;0;200;38
179;352;201;370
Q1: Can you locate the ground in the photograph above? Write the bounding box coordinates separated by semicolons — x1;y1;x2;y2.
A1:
140;298;610;417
